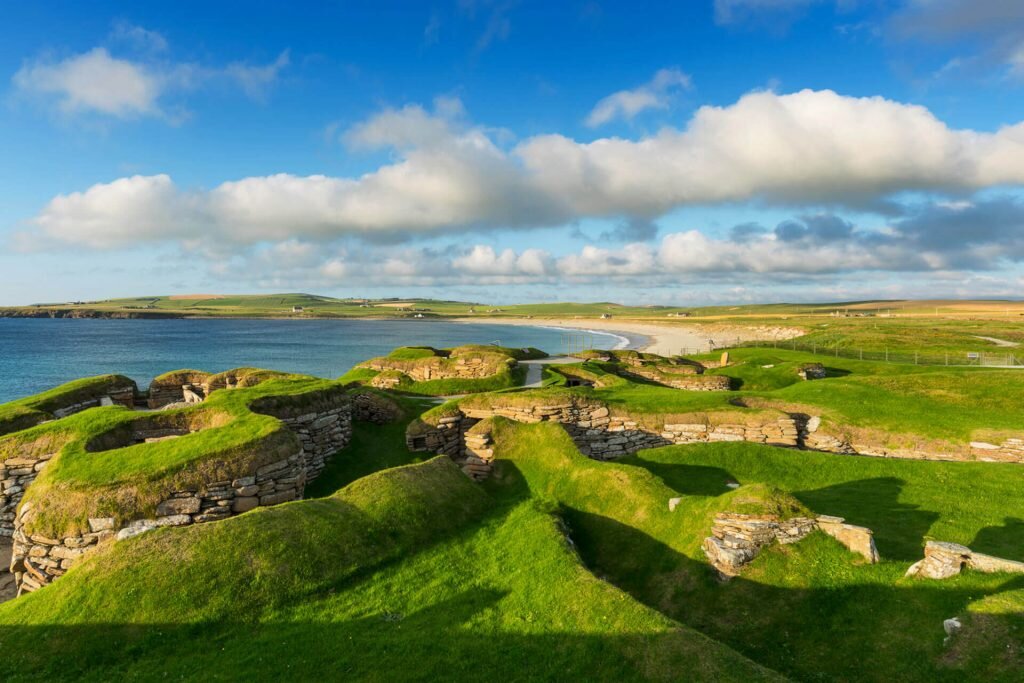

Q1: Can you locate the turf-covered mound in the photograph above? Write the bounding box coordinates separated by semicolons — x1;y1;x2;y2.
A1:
1;375;349;540
344;344;542;395
0;456;781;682
0;375;137;436
485;419;1024;681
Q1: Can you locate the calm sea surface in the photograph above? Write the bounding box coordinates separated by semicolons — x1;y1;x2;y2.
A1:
0;318;632;403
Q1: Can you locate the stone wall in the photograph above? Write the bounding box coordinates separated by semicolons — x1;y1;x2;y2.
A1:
797;363;827;380
410;396;1024;472
352;390;402;424
407;415;471;458
905;540;1024;580
9;389;353;595
362;355;514;382
702;513;818;576
620;368;732;391
800;416;1024;464
413;398;800;462
268;406;351;482
51;382;137;418
0;452;54;538
12;449;307;594
147;372;211;409
460;422;495;481
702;512;878;577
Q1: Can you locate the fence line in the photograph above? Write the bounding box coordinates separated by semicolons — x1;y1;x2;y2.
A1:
708;338;1022;367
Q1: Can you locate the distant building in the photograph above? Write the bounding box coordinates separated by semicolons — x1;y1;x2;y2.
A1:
292;306;304;313
600;313;612;319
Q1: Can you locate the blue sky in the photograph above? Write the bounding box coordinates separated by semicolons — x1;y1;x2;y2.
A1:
2;0;1024;305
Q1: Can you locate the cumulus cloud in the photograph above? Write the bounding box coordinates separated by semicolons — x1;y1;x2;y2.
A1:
19;89;1024;253
585;68;691;127
190;196;1024;290
12;28;289;119
13;48;164;118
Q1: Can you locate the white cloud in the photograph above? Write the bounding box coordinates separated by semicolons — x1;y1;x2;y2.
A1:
110;22;169;53
13;48;163;117
522;89;1024;216
452;245;554;275
20;89;1024;252
12;30;289;120
224;50;290;100
585;68;691;127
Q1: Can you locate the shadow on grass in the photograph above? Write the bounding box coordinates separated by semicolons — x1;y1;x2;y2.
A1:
621;458;736;496
971;517;1024;562
560;507;1024;683
795;476;938;561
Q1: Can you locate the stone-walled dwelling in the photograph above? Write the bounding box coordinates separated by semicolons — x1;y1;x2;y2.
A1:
702;511;878;577
3;375;356;596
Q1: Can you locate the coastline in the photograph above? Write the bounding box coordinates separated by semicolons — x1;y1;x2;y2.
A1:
450;317;714;356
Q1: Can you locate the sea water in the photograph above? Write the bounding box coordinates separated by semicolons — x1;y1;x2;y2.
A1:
0;318;634;402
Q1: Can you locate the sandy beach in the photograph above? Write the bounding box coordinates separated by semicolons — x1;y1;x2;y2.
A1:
451;317;788;356
452;317;716;356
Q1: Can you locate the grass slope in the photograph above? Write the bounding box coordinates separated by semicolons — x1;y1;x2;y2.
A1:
488;419;1024;682
0;455;779;682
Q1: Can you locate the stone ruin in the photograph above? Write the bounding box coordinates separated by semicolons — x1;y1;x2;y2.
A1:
3;381;358;596
905;540;1024;580
702;511;879;577
797;363;827;380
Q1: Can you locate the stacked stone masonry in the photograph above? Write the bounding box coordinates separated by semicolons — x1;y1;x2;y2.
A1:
12;449;308;594
620;368;732;391
8;393;353;595
351;391;402;424
410;399;1024;468
362;355;514;382
702;512;878;577
460;423;495;481
905;540;1024;580
51;383;137;418
409;399;801;463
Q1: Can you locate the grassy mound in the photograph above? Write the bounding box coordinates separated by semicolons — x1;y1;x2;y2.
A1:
1;374;345;538
0;375;136;436
343;345;536;396
486;420;1024;681
0;456;779;682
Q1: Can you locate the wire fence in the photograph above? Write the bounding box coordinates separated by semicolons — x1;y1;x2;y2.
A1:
710;337;1023;367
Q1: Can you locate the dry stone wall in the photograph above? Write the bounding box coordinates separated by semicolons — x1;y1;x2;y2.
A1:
51;382;136;418
9;390;353;595
702;512;878;577
0;452;54;538
905;540;1024;580
799;415;1024;464
12;449;307;594
351;391;402;424
362;355;513;382
410;397;801;464
620;369;732;391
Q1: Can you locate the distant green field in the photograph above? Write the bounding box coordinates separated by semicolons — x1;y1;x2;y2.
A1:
6;293;1024;356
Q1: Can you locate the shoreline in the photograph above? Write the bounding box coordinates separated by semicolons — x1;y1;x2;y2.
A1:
450;317;714;356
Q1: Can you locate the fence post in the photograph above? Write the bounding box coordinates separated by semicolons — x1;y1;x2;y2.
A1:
914;352;918;365
812;343;816;354
859;349;863;360
885;347;889;363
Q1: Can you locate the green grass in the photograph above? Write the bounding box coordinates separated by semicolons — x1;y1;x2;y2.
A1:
488;420;1024;682
0;455;779;682
0;374;345;537
0;374;136;436
551;348;1024;445
304;395;430;497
